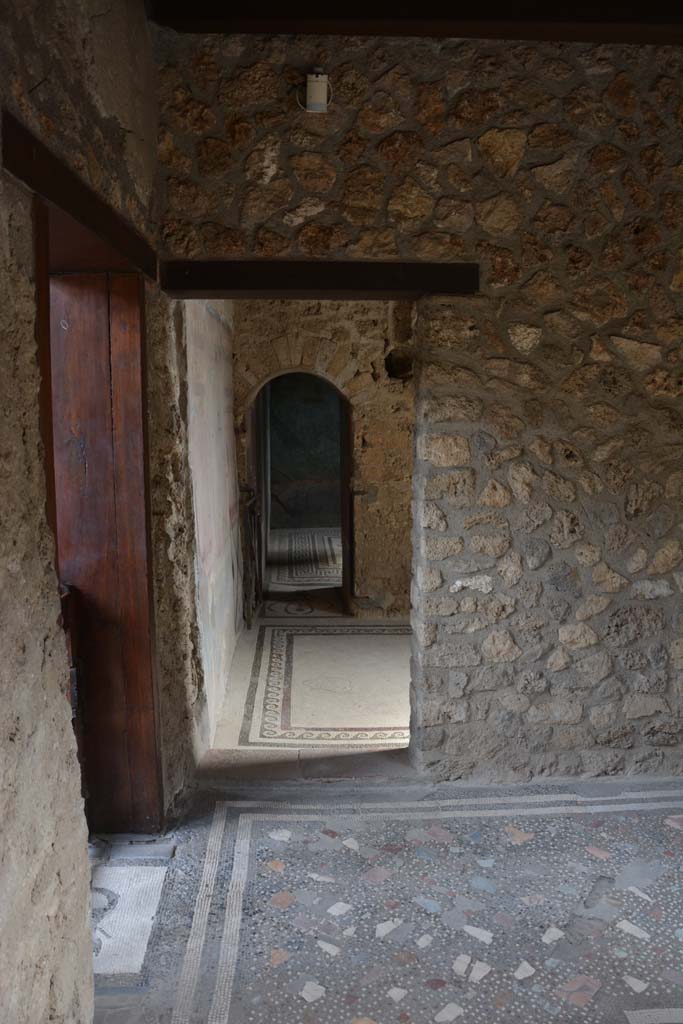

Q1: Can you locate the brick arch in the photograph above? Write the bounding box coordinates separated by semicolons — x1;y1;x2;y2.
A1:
238;365;354;611
235;366;351;487
242;365;349;412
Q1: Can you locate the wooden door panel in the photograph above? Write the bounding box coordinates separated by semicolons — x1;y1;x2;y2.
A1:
109;275;161;830
50;274;132;829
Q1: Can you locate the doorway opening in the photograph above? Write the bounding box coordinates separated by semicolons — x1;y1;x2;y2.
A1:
252;372;352;618
207;333;413;782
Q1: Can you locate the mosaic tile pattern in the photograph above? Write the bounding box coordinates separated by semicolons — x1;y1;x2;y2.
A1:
213;793;683;1024
238;624;411;747
92;865;167;976
260;594;342;618
267;528;342;591
93;784;683;1024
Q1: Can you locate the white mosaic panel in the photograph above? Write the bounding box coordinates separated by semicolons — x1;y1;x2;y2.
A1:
92;865;166;975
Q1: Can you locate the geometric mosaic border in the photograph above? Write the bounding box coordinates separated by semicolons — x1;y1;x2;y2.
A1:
170;788;683;1024
238;625;411;748
268;528;342;589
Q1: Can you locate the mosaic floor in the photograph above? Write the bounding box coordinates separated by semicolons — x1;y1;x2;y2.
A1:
94;781;683;1024
266;528;343;591
92;863;167;976
260;592;343;618
215;622;411;751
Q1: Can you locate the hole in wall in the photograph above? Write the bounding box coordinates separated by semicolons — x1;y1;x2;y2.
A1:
385;348;414;381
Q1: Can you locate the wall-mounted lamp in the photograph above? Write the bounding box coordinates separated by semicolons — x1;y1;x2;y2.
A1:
298;68;332;113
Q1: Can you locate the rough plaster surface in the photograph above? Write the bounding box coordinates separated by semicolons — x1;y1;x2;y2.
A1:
186;299;243;739
146;291;243;806
1;0;233;856
232;300;414;615
146;287;207;810
0;176;93;1023
3;0;158;240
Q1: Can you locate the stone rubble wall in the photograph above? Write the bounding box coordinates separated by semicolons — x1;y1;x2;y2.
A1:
154;33;683;268
232;300;414;616
155;33;683;778
411;295;683;780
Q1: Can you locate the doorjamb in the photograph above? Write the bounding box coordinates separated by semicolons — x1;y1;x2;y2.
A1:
248;371;354;612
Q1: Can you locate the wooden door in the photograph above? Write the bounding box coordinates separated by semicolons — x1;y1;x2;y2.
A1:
49;273;161;832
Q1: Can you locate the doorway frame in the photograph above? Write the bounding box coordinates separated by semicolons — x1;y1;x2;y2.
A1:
244;370;354;614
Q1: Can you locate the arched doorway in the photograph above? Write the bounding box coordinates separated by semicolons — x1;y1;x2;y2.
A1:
246;372;353;617
213;329;412;767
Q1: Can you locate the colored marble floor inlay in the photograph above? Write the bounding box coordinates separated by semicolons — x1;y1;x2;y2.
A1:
266;528;343;591
93;782;683;1024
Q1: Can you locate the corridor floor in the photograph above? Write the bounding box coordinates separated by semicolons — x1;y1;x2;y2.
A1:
212;616;412;758
93;778;683;1023
266;528;343;592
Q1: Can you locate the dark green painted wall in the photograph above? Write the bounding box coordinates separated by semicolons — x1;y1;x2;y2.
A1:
268;373;341;529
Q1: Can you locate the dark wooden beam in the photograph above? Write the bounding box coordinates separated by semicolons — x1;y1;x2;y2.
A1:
48;206;133;274
160;260;479;299
2;110;157;281
148;3;683;44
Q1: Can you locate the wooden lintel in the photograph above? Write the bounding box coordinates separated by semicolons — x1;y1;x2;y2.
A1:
160;260;479;300
1;110;157;281
148;4;683;45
